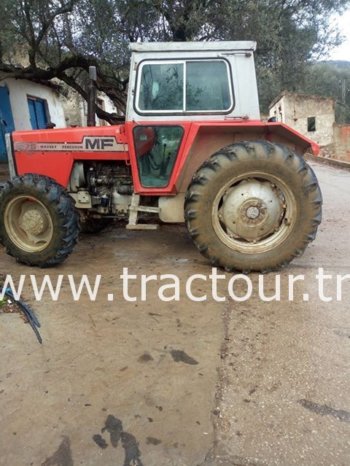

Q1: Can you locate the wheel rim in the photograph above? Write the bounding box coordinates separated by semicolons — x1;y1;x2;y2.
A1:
212;172;297;254
4;195;54;253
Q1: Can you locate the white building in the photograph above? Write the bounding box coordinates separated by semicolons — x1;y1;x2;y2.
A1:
0;75;123;164
269;91;335;146
0;78;66;162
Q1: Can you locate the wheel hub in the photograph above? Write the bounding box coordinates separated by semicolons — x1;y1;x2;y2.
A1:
19;203;48;236
4;195;54;253
246;205;260;220
220;179;284;242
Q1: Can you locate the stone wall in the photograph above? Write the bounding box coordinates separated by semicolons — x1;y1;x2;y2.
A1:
286;95;335;147
269;92;335;146
60;87;121;127
60;90;84;127
320;125;350;162
334;125;350;161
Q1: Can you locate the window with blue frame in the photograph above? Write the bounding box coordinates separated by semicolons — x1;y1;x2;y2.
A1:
27;96;49;129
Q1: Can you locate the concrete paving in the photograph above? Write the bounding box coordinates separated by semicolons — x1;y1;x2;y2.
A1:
0;161;349;466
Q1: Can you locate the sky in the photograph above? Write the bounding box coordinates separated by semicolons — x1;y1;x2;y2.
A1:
328;9;350;61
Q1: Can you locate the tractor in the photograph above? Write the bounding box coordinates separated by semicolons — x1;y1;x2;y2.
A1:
0;41;322;272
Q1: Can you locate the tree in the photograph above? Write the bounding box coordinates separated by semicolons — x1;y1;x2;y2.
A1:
0;0;349;121
300;61;350;123
0;0;128;122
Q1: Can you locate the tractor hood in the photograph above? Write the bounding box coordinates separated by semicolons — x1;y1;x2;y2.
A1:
11;125;129;187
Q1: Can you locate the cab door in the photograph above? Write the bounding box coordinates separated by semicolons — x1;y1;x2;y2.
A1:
132;125;184;189
127;57;234;194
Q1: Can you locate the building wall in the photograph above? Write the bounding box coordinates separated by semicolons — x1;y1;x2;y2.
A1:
335;125;350;161
269;97;287;123
61;87;121;127
269;93;335;146
60;90;84;127
1;78;66;130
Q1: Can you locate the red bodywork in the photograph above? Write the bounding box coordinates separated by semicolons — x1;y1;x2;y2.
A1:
12;120;319;196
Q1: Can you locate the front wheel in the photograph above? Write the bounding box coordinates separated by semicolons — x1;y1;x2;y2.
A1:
0;174;80;267
185;141;322;272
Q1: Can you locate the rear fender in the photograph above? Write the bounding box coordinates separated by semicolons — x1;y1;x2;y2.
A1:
176;121;319;192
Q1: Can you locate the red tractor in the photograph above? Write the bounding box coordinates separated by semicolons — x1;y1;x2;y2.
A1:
0;42;322;272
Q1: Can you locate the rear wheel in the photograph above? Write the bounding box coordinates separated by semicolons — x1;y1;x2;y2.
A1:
185;141;322;272
0;174;80;267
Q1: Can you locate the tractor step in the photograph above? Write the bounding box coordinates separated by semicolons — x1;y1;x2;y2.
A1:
127;194;160;230
126;224;159;230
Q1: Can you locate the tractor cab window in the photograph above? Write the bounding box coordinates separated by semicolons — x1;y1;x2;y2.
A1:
186;61;231;111
138;63;184;111
137;60;233;114
134;126;184;187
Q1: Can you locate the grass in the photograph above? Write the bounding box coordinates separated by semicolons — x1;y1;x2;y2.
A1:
0;297;7;308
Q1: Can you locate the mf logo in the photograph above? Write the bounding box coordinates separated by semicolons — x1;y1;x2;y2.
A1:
84;137;115;150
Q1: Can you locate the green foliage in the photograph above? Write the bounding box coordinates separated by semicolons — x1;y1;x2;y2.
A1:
0;0;349;120
299;62;350;123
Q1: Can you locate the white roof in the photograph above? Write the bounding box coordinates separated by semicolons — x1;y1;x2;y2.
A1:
129;41;256;53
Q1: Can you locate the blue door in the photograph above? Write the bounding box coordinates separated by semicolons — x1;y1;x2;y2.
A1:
28;97;48;129
0;86;15;162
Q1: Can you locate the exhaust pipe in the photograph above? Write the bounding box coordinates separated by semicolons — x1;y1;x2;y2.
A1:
87;66;97;127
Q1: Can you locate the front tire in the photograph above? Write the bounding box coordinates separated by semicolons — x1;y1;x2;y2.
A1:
185;141;322;272
0;174;80;267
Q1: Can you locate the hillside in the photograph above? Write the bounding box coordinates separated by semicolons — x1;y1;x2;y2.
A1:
297;61;350;123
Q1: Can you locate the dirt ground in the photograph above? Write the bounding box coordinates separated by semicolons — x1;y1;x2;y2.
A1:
0;161;349;466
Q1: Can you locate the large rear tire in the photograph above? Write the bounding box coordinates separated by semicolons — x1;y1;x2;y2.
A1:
185;141;322;272
0;174;80;267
